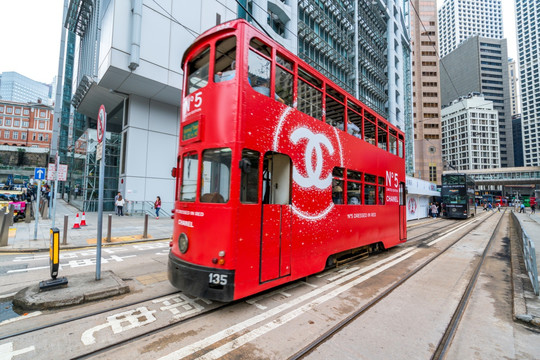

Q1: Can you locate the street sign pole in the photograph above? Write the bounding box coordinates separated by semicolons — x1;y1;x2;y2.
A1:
34;179;41;240
52;153;60;229
96;105;106;281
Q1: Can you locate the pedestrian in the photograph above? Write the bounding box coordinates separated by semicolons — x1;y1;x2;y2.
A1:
114;192;121;215
497;203;501;212
431;203;438;218
520;202;525;213
483;202;487;211
154;196;161;219
531;203;536;214
116;194;125;216
436;202;441;218
488;202;494;212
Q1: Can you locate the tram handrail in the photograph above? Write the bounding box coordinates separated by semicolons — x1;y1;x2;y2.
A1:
511;212;539;296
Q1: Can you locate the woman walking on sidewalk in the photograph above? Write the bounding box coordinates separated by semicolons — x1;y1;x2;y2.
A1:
116;194;125;216
154;196;161;219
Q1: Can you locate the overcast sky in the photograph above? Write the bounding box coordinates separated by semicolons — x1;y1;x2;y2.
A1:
0;0;518;86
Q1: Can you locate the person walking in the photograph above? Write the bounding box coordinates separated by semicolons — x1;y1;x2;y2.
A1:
430;203;438;218
531;203;536;214
114;192;121;215
154;196;161;219
519;202;526;213
116;194;125;216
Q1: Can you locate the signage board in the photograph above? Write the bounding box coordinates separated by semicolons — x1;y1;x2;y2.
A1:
97;105;106;143
34;167;46;180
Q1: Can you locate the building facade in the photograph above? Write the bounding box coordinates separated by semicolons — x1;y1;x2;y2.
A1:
410;0;442;184
512;114;523;167
0;100;54;149
441;94;501;171
508;59;520;116
0;72;52;105
440;36;513;167
515;0;540;167
437;0;503;58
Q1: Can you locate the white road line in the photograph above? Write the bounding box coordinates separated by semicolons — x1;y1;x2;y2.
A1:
428;218;480;247
7;265;49;274
159;246;417;360
0;311;41;326
0;292;17;300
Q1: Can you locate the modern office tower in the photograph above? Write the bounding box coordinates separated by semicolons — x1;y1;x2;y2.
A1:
0;72;52;105
438;0;503;58
0;100;54;149
512;114;523;167
515;0;540;167
410;0;443;184
440;36;513;167
508;59;520;116
441;94;501;171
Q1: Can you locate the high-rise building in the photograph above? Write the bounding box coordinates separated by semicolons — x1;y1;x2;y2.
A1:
440;36;513;167
512;114;523;167
515;0;540;167
438;0;503;58
0;72;52;105
508;59;520;116
441;94;500;171
410;0;442;184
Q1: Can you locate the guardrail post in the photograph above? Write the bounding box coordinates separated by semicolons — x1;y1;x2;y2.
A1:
7;204;14;226
25;201;32;223
143;214;148;238
63;215;68;245
107;214;112;243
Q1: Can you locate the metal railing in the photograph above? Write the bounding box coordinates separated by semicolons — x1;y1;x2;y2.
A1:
126;201;172;218
512;212;539;296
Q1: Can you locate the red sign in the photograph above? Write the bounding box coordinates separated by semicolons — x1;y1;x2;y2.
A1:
97;105;106;143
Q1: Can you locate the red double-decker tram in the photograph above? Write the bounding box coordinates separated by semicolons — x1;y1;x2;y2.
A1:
169;20;407;302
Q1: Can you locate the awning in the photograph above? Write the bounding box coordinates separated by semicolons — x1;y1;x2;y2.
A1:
72;76;125;120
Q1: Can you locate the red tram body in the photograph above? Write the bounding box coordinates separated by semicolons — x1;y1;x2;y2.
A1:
168;20;407;302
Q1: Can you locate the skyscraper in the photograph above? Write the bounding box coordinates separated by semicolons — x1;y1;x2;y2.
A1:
410;0;443;184
515;0;540;166
438;0;503;58
0;72;52;105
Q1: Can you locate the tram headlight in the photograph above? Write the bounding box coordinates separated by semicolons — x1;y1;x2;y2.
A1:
178;233;189;254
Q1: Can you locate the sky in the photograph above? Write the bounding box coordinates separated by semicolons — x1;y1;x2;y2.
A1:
0;0;518;86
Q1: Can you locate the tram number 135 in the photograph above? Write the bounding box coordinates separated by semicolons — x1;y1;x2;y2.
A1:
209;273;228;285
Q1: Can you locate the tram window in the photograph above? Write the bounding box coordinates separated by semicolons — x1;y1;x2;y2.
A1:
389;129;397;155
332;167;345;204
364;173;377;205
262;152;291;205
298;78;322;120
346;108;362;139
200;148;231;203
180;152;199;202
364;118;376;146
187;46;210;95
276;65;294;106
326;94;345;128
398;140;404;158
240;149;260;204
249;38;272;57
378;177;385;205
277;53;293;71
347;170;363;205
299;68;322;88
249;50;273;99
327;86;344;102
214;36;237;83
378;120;388;151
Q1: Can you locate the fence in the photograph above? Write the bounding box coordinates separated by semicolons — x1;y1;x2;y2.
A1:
511;212;539;296
126;201;172;218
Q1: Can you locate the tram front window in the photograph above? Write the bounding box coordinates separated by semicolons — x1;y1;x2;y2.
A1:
187;46;210;94
200;148;231;203
180;152;198;202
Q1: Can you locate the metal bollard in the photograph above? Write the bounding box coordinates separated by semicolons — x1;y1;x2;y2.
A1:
107;214;112;243
25;202;32;223
0;211;8;247
7;204;14;226
63;215;68;245
143;214;148;238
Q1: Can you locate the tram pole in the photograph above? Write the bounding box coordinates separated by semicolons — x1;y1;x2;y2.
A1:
96;105;106;280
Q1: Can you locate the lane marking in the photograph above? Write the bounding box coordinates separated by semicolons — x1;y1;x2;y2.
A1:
0;311;41;326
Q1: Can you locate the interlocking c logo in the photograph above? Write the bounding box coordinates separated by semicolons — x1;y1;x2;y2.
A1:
291;127;334;190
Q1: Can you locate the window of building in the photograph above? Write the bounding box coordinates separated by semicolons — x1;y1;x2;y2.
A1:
4;131;10;139
21;132;26;140
22;121;29;127
15;108;21;115
5;119;11;126
429;165;437;182
13;132;18;140
14;120;20;127
39;122;45;129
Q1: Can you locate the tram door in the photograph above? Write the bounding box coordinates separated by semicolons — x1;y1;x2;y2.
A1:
399;182;407;241
260;153;292;283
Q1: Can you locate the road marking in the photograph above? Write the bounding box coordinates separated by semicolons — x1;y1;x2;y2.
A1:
159;247;418;360
428;218;480;246
0;342;35;359
0;311;41;326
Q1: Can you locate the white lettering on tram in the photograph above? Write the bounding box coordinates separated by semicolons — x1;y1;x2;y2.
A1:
290;127;334;190
178;219;194;228
176;209;204;217
386;170;399;188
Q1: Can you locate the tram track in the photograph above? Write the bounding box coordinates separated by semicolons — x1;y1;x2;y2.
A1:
289;210;503;360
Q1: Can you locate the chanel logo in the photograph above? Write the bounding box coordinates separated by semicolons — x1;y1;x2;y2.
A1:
291;127;334;190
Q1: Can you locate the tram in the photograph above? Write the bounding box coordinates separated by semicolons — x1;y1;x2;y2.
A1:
441;174;476;219
168;20;407;302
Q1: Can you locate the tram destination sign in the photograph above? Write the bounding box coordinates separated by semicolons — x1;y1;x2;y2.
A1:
182;120;199;141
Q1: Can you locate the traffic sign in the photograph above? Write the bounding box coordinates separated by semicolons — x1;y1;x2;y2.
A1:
47;163;55;181
34;167;46;180
57;164;68;181
97;105;106;143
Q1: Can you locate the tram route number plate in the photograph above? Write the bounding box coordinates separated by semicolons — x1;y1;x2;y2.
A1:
209;273;228;285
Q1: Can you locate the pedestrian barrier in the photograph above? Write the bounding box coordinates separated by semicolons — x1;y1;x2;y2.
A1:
0;210;9;247
80;212;87;226
73;213;81;229
511;212;539;296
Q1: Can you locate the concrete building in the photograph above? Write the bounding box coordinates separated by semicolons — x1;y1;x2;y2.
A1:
437;0;503;58
0;72;52;105
508;59;520;116
515;0;540;167
441;94;501;171
410;0;442;184
0;100;54;149
440;36;513;167
512;114;523;167
60;0;413;211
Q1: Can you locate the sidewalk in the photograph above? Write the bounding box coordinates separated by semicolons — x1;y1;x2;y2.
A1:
0;198;174;252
